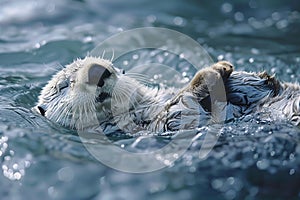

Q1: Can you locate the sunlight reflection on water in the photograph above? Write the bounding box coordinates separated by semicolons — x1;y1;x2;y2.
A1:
0;0;300;199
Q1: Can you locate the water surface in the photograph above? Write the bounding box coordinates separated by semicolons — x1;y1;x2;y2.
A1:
1;0;300;199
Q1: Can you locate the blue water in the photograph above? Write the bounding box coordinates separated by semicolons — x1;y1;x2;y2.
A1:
1;0;300;199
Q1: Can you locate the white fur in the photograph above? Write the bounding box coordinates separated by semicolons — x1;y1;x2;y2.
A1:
35;57;300;134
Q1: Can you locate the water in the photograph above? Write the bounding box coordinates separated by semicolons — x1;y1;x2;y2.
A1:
1;0;300;199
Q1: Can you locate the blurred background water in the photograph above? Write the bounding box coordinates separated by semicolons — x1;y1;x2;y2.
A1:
0;0;300;199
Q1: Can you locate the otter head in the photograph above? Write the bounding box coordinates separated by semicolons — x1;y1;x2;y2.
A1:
35;57;126;130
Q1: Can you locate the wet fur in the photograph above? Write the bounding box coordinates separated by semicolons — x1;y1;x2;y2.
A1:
35;57;300;134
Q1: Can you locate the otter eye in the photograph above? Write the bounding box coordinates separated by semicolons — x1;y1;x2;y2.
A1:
88;64;112;87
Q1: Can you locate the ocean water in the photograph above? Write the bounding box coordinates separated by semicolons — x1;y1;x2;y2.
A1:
1;0;300;199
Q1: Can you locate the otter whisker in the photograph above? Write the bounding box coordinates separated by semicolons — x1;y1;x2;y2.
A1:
46;63;65;73
55;103;70;125
124;73;151;84
112;85;135;108
110;49;115;62
61;109;70;127
60;106;70;127
112;88;131;105
62;104;73;127
101;50;106;59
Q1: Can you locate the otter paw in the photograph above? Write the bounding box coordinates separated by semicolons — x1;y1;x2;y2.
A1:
190;61;234;90
188;61;234;102
211;61;234;80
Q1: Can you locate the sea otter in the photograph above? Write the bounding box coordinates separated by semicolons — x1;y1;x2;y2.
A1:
35;57;300;134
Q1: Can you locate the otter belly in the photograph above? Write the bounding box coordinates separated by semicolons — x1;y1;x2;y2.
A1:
224;71;300;125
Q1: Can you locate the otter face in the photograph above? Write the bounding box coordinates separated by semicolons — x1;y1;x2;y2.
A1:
35;57;123;129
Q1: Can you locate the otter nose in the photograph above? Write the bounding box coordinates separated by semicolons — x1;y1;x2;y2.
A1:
87;64;112;87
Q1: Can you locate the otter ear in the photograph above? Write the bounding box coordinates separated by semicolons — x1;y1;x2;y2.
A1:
87;64;112;87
